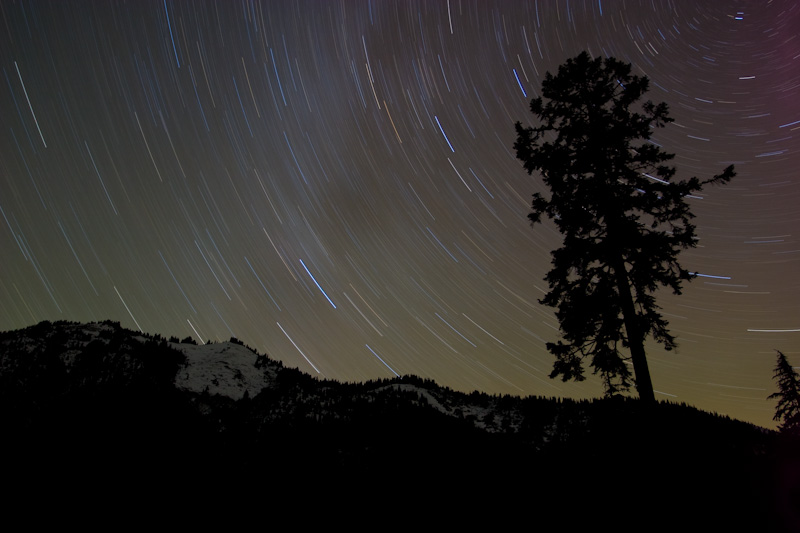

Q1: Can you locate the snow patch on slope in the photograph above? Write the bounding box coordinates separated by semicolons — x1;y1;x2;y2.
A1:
173;342;275;401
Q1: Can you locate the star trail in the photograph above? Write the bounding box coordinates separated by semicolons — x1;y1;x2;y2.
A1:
1;1;798;429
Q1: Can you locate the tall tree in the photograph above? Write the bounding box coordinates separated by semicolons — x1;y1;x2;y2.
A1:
514;52;734;401
768;350;800;434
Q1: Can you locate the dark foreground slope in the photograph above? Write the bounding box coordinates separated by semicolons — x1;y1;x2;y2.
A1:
0;320;796;530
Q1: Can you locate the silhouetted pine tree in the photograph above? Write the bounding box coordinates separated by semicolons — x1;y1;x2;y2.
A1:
514;52;735;401
768;350;800;435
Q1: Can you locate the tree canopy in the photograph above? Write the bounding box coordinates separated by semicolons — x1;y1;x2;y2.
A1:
514;52;734;401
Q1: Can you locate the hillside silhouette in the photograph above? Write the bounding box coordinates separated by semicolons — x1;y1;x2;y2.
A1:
1;320;797;529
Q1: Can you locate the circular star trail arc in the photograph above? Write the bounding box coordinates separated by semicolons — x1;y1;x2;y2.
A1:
1;1;798;429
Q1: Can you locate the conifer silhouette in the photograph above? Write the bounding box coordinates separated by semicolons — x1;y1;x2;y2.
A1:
514;52;734;401
768;350;800;434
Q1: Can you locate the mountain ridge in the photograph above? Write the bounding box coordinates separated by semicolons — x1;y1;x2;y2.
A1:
1;320;797;530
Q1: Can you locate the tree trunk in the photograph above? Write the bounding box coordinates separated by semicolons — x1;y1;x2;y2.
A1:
612;255;656;404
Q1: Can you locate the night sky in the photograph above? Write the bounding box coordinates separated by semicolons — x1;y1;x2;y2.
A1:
1;0;798;429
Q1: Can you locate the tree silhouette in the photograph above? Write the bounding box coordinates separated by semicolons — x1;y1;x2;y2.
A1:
514;52;734;402
768;350;800;434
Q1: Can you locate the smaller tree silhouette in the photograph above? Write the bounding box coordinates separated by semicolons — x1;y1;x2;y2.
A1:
768;350;800;434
